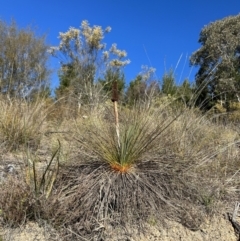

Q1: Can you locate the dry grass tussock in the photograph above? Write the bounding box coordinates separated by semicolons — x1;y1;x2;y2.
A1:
0;96;52;151
0;98;240;240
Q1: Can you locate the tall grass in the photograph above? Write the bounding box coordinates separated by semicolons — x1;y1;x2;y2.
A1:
0;93;240;240
0;96;49;151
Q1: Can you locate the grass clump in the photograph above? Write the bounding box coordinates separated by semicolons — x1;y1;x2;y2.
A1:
77;106;179;172
0;143;61;228
0;96;49;151
53;104;207;239
0;176;35;227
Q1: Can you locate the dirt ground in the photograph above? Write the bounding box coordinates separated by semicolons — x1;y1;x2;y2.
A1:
0;133;239;241
0;215;237;241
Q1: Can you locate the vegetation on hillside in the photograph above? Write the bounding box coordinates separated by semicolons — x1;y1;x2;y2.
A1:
190;14;240;110
0;16;240;240
0;19;50;99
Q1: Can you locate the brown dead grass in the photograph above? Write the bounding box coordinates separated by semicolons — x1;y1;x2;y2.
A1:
0;99;240;240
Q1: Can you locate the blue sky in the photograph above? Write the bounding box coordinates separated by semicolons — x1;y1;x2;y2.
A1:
1;0;240;90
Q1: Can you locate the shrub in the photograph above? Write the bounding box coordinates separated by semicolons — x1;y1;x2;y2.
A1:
0;176;35;227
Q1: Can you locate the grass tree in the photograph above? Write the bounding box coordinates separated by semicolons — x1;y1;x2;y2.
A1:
57;93;197;240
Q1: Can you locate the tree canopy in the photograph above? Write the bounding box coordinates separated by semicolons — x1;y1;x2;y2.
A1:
190;14;240;109
161;69;177;96
126;66;160;107
50;20;130;107
0;19;50;98
98;69;125;101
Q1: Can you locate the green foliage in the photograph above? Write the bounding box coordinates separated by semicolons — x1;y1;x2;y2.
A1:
126;75;160;106
98;69;125;100
77;107;178;172
126;75;145;105
160;70;193;108
177;79;193;105
190;14;240;109
55;63;77;98
0;19;50;98
162;69;177;96
25;141;61;199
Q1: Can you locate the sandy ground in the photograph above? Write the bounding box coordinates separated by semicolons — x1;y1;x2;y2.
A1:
0;215;237;241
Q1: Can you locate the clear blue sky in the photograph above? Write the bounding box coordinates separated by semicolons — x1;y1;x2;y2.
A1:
1;0;240;90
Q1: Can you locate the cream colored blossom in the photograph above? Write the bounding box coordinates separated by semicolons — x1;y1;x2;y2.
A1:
50;20;130;77
110;44;127;58
103;51;109;61
110;59;130;67
105;26;111;33
81;20;105;49
48;46;59;54
140;65;156;81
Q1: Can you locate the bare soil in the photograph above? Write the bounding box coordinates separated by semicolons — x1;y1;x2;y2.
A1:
0;215;237;241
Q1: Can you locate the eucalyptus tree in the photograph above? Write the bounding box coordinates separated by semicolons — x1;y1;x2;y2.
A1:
190;14;240;109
